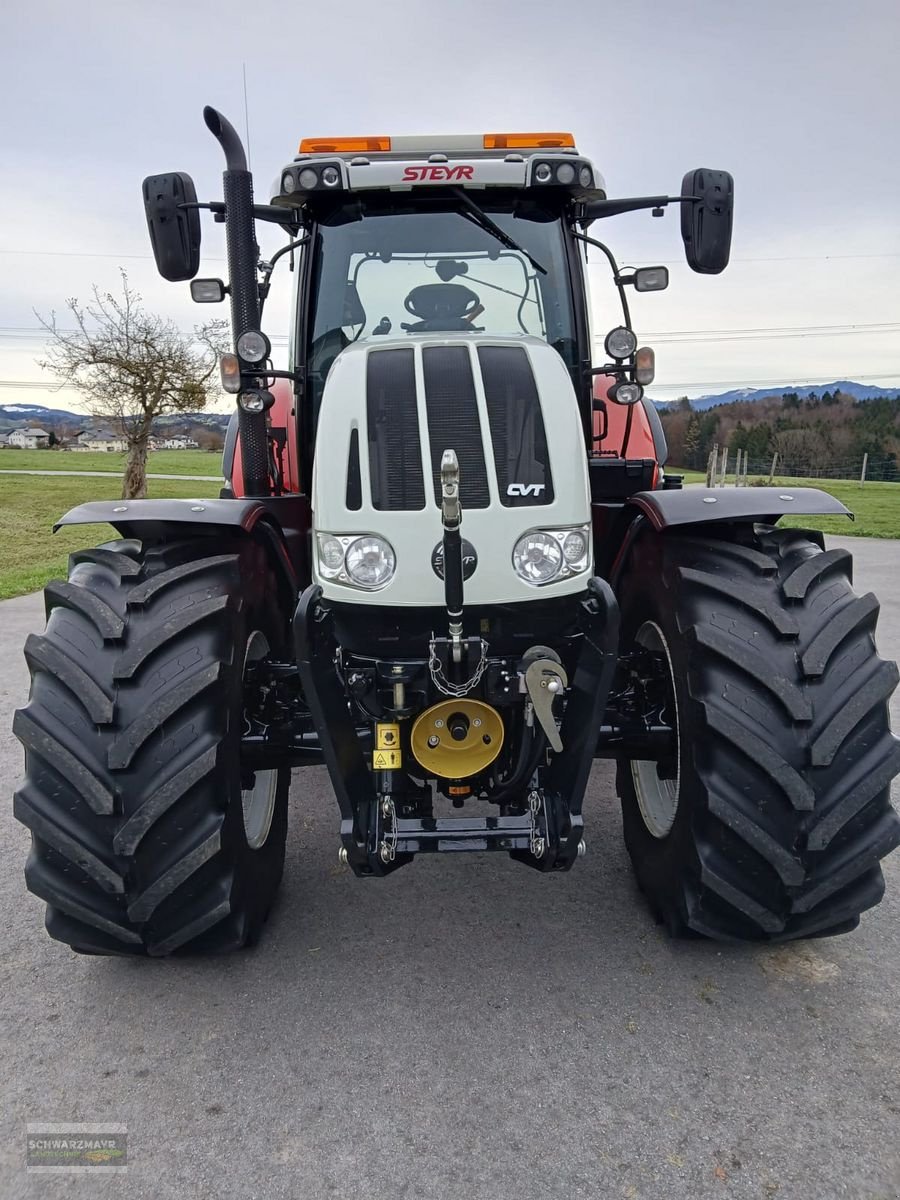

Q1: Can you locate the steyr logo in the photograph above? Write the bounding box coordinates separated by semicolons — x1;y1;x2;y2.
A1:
402;165;475;183
431;539;478;581
507;483;546;497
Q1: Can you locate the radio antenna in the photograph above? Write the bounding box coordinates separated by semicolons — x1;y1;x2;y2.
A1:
242;62;252;170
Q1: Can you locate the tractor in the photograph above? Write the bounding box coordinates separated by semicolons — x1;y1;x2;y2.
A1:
14;110;900;955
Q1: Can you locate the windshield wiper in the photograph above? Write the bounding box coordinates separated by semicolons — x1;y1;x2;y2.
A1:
451;188;547;275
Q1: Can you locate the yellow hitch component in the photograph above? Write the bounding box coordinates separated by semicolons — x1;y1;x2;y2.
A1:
410;699;504;780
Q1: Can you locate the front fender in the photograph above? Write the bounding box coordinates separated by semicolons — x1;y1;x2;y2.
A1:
54;496;269;535
626;485;852;531
54;497;302;605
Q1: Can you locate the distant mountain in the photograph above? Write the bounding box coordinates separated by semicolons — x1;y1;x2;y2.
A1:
656;381;899;411
0;403;231;434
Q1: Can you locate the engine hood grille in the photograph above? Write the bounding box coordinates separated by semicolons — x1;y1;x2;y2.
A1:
348;336;557;512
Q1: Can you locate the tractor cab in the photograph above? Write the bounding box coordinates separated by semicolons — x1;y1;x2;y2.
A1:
269;132;606;484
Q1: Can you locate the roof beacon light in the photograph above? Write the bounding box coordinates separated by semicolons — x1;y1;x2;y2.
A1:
483;132;575;149
299;136;391;154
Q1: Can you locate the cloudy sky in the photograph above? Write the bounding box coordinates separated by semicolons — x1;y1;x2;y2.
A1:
2;0;898;409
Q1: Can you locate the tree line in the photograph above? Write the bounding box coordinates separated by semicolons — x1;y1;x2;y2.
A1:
659;390;900;479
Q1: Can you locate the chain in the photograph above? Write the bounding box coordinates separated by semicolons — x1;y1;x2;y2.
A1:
379;795;397;864
428;637;489;698
528;789;546;859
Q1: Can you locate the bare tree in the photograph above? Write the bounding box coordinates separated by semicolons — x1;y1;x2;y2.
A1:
37;271;228;498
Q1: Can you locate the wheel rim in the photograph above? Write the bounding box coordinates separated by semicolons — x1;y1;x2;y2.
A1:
241;630;278;850
630;620;681;839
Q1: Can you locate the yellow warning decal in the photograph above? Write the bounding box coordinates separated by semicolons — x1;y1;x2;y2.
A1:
373;749;402;770
375;723;401;750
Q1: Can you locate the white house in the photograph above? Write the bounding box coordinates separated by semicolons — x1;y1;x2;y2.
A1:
162;435;199;450
70;430;127;453
9;427;50;449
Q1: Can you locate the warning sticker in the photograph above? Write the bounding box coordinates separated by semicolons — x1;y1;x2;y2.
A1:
375;724;401;750
373;749;402;770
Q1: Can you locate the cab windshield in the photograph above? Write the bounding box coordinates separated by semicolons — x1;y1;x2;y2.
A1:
303;197;577;407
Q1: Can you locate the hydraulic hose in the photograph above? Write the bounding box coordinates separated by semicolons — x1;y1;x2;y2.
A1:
203;106;270;497
485;718;548;806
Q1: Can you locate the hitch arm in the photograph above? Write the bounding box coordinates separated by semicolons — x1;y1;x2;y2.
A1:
440;450;465;664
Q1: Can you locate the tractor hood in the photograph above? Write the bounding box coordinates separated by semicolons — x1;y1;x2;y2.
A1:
311;333;591;606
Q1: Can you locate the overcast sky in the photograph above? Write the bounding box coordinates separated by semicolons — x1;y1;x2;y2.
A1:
2;0;898;410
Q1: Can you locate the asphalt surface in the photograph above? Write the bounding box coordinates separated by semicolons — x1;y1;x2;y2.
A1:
1;534;898;1200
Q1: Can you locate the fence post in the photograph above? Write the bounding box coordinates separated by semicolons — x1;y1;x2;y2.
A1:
860;452;868;487
719;446;728;487
735;449;743;486
768;452;778;484
706;443;718;488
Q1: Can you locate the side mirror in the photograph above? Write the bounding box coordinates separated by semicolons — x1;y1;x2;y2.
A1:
680;168;733;275
142;172;201;281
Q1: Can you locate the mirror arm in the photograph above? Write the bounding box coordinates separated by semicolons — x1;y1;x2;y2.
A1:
580;194;698;220
571;231;632;329
178;201;300;226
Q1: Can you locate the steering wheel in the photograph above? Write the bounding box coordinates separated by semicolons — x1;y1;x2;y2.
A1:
402;283;482;331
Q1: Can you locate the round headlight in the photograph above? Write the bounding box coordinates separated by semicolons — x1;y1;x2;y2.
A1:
238;391;265;414
298;167;319;190
579;165;593;188
319;536;345;573
605;326;638;359
513;532;563;585
238;389;275;414
281;171;296;194
321;166;340;187
555;162;576;185
345;536;396;589
534;162;553;183
236;330;270;363
562;530;588;563
609;381;644;405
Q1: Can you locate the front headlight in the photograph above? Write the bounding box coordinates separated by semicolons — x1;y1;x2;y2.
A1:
345;537;395;589
513;526;591;587
316;533;396;591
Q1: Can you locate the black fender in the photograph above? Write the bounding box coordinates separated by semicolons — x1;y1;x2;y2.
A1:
608;485;852;588
54;496;303;609
626;485;852;531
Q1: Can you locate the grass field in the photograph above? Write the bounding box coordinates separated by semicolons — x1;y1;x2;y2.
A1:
0;464;896;602
0;448;223;476
0;475;220;600
671;469;900;539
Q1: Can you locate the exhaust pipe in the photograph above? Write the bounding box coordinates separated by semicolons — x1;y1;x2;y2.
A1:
203;106;270;498
440;450;464;664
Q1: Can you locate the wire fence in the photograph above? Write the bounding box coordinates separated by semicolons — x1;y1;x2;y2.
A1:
701;448;898;486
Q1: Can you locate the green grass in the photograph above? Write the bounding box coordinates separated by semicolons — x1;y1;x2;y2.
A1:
0;448;223;476
668;469;900;539
0;475;220;600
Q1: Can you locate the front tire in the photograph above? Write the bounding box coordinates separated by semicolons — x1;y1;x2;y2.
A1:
13;537;291;956
615;525;900;941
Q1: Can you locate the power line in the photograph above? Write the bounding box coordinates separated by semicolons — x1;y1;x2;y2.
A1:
650;372;900;391
2;246;899;266
2;320;899;349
